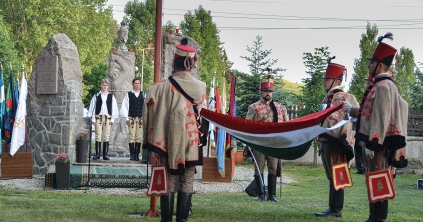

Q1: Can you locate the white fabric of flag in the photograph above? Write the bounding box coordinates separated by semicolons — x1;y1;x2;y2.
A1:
10;72;27;156
208;75;216;147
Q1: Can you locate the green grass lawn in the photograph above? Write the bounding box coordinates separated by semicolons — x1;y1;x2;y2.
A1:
0;164;422;222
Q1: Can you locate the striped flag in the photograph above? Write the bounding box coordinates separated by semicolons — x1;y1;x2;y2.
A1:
0;68;5;156
201;103;348;160
10;71;27;156
208;75;216;149
225;75;237;154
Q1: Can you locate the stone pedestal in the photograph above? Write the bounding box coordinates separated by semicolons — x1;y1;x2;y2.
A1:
27;34;89;175
107;50;135;157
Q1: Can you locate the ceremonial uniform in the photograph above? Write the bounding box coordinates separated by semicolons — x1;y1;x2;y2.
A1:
246;72;288;202
316;60;359;218
88;79;119;160
120;87;145;161
142;38;207;222
345;33;408;222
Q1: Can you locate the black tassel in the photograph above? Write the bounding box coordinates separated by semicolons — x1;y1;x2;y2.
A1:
180;37;189;45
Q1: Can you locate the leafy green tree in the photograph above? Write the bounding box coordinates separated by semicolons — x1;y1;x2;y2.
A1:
83;62;108;107
0;0;117;75
234;70;261;118
300;46;331;116
349;23;378;99
180;5;225;88
395;47;415;102
124;0;156;90
0;16;22;83
408;65;423;109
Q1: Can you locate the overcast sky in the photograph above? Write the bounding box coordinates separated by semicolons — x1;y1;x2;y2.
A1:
107;0;423;89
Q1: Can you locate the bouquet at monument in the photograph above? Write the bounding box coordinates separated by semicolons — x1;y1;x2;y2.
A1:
78;132;89;140
56;154;71;163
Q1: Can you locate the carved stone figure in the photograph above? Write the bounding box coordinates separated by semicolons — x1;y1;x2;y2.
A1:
117;20;128;51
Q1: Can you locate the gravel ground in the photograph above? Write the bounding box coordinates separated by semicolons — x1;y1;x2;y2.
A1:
0;166;297;196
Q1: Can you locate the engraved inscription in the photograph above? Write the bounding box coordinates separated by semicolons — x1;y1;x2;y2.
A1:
37;56;58;94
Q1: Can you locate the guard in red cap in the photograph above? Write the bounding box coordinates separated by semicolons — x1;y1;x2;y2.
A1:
315;57;359;218
246;68;289;203
343;33;408;222
143;38;207;222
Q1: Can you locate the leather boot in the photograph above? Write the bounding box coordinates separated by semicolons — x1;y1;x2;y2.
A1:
315;183;342;217
373;200;388;222
160;192;174;222
267;174;278;202
129;143;135;161
254;175;265;202
93;141;101;160
176;191;192;222
135;143;141;161
365;202;374;222
103;141;110;160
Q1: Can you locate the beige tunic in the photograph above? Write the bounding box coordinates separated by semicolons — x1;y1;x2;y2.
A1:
142;71;207;175
352;74;408;168
319;89;359;161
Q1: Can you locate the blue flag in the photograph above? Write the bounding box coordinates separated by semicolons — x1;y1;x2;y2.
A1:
4;69;15;144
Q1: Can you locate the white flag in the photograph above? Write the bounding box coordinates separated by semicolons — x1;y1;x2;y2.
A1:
10;71;27;156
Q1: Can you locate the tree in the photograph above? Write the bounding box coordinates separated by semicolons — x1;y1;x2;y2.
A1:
180;5;225;88
349;23;378;99
240;35;285;86
124;0;156;90
0;0;117;75
82;62;108;107
0;15;22;83
234;69;261;118
300;46;331;116
408;65;423;109
395;47;415;102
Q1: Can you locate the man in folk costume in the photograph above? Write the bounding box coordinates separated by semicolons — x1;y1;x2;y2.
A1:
343;33;408;222
246;69;289;203
120;78;145;161
315;58;359;217
88;79;119;160
142;38;207;222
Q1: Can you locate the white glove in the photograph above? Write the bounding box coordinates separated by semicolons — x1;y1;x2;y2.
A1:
342;102;353;113
365;148;374;159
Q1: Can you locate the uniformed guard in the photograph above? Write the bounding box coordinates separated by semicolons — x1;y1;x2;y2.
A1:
343;33;408;222
120;78;145;161
246;69;289;203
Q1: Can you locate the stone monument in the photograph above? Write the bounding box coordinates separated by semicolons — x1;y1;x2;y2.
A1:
27;34;89;175
107;22;136;156
162;30;201;80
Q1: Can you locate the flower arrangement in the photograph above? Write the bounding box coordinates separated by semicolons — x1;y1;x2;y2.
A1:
78;132;89;140
56;153;70;164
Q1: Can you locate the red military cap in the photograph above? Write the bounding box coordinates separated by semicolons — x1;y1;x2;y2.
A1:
260;68;274;91
174;38;197;62
323;56;347;81
368;32;397;67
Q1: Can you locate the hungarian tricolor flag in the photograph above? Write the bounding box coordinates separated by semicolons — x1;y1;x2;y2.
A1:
201;103;347;160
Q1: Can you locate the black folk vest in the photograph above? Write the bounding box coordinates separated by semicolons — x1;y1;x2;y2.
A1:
95;93;113;115
128;91;144;117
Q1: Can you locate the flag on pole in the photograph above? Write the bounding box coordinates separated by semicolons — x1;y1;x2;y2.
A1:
208;74;216;149
10;70;27;156
0;67;5;156
215;127;226;176
4;69;15;144
214;84;221;114
225;75;237;173
14;77;20;105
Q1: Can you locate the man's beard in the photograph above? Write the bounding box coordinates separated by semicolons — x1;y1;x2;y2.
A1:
262;95;271;101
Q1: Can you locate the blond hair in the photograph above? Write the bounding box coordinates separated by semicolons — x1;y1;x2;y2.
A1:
100;79;110;85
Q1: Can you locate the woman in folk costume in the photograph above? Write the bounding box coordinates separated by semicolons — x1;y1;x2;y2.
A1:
142;38;207;222
315;58;359;218
343;33;408;222
88;78;119;160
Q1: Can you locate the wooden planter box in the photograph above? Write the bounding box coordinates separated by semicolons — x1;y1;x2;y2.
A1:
1;152;33;179
202;157;233;183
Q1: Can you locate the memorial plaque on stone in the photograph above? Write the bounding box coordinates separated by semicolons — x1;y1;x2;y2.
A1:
37;56;58;94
